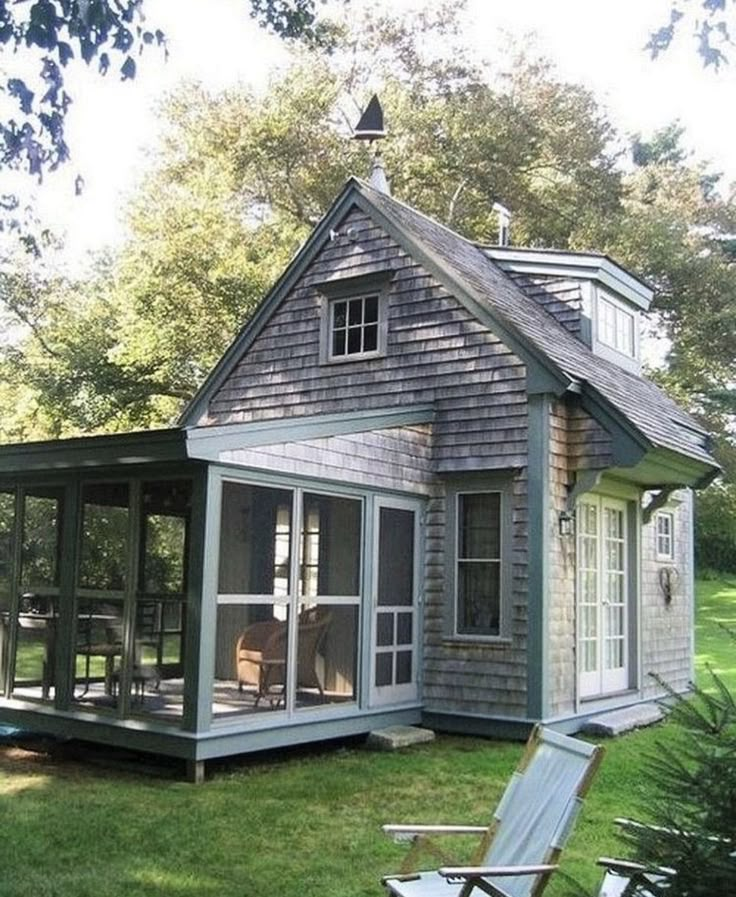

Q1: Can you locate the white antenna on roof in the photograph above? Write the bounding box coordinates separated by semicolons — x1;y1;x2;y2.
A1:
492;202;511;246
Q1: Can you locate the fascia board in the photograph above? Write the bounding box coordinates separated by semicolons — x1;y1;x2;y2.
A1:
178;179;365;427
185;404;435;460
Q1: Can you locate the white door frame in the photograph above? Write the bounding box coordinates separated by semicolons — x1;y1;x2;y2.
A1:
369;496;423;707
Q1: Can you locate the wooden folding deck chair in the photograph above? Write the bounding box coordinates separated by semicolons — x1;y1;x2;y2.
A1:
382;725;604;897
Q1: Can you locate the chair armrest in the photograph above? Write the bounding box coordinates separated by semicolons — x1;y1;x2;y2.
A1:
438;864;558;879
598;857;676;876
383;824;487;842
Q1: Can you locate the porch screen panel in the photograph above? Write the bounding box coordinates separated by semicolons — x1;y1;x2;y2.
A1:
130;479;191;719
296;493;361;708
73;482;130;712
13;486;64;703
214;482;293;719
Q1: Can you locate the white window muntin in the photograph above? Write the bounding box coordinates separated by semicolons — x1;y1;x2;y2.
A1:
596;290;638;359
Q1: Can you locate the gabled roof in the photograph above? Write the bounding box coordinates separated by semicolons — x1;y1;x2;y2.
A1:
180;177;717;476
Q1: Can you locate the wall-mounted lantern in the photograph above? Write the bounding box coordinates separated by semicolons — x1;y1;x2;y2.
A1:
558;509;575;537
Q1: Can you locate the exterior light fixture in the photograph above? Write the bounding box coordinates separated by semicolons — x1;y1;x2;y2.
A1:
558;510;575;537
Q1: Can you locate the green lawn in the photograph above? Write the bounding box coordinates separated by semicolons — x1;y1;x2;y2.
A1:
0;579;734;897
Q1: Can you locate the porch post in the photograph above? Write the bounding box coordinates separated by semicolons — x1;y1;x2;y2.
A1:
182;463;218;733
527;393;551;721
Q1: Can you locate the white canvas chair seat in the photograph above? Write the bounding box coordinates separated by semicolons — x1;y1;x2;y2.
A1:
383;726;604;897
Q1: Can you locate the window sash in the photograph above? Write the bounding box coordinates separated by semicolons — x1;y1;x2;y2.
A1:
329;294;380;359
656;512;674;559
454;491;503;638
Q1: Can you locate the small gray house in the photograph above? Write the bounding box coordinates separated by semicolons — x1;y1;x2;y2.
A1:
0;175;718;778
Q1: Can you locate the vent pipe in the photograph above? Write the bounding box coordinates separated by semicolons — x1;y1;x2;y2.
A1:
492;202;511;246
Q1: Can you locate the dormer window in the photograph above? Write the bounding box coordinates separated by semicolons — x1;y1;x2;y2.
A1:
331;294;379;358
599;292;636;357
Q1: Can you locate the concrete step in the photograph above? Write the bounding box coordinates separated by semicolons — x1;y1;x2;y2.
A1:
581;703;664;737
366;725;436;751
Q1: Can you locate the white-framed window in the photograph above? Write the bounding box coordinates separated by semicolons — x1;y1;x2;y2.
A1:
329;294;380;359
455;490;503;638
655;511;675;561
598;292;636;358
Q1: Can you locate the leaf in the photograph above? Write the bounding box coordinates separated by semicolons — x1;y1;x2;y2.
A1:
7;79;35;115
98;52;110;76
57;40;73;66
120;56;136;81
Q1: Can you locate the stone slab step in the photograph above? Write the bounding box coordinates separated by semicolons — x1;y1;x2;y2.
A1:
581;703;664;738
366;725;436;751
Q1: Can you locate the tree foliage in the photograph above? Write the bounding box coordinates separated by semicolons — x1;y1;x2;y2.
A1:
648;0;736;68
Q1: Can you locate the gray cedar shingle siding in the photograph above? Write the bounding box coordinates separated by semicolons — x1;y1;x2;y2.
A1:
640;491;694;698
507;272;584;339
219;424;433;494
204;206;529;474
548;401;577;717
567;402;614;470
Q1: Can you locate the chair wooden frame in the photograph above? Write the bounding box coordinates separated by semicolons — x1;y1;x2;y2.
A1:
382;725;604;897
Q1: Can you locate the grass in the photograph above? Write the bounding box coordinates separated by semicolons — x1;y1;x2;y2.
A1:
0;579;734;897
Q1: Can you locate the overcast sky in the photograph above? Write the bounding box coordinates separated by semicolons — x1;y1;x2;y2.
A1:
22;0;736;262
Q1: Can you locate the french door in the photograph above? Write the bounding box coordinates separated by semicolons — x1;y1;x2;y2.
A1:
577;495;629;698
370;499;422;706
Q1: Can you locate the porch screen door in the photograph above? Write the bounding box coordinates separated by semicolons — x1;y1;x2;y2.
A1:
577;496;628;698
371;500;421;706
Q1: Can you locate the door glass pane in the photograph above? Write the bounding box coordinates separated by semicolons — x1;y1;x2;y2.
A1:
219;483;292;596
295;603;357;708
79;482;129;591
375;652;393;687
300;494;361;598
377;507;414;606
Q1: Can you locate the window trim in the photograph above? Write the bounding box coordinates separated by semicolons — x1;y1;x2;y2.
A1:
655;510;675;562
318;272;392;365
444;476;514;644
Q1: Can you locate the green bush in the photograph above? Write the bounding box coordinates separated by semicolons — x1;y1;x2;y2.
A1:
695;483;736;573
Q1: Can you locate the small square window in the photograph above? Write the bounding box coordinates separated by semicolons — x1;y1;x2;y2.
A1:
655;511;674;561
329;294;382;360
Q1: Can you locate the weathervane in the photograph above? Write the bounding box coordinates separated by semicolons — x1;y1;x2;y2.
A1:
353;94;390;194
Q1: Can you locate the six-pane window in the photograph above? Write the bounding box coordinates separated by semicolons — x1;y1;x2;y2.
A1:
331;295;379;358
599;294;636;357
656;511;674;560
456;492;502;637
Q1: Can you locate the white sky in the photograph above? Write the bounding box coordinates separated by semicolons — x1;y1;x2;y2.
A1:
20;0;736;262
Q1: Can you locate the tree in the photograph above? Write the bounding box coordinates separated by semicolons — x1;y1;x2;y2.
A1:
0;0;341;237
0;8;627;434
648;1;736;68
